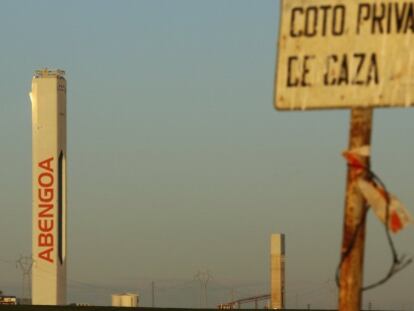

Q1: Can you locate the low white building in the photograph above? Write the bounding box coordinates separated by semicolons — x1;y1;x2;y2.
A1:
0;296;17;305
111;293;139;307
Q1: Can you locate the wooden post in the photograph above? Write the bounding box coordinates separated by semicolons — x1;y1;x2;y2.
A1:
338;108;373;311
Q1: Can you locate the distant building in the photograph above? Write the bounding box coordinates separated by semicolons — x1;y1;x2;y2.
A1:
111;293;139;307
0;296;17;305
68;302;91;307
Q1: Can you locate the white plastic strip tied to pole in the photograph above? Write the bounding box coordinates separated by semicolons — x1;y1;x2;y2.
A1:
342;146;414;233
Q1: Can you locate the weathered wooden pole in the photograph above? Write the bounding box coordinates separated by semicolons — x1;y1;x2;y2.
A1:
338;108;373;311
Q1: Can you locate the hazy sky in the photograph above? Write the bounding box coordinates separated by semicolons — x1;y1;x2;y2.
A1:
1;0;414;309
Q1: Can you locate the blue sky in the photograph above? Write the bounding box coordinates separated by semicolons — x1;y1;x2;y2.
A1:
1;0;414;309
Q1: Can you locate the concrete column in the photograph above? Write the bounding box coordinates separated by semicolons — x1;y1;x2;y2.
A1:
271;234;285;309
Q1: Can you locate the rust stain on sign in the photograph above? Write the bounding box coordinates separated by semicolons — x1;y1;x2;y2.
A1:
274;0;414;110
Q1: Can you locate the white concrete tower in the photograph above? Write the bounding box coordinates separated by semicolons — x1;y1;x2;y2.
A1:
31;69;67;305
270;233;285;309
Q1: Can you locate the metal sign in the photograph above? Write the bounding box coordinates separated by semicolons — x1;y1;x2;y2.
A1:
274;0;414;110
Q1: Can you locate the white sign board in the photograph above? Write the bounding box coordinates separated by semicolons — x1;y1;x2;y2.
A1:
275;0;414;110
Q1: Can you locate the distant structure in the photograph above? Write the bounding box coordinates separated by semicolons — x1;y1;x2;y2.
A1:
30;69;67;305
0;296;17;305
111;293;139;307
16;255;33;304
218;234;285;309
218;294;270;309
270;233;285;309
194;270;212;308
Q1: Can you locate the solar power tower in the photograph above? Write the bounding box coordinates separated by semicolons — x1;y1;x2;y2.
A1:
30;69;67;305
271;233;285;309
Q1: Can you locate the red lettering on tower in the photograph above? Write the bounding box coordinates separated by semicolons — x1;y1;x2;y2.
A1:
37;157;55;263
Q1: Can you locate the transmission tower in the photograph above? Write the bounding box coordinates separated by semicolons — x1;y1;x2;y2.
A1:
194;270;212;308
151;281;155;307
16;255;33;304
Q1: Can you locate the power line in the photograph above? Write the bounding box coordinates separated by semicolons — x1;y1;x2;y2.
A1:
0;257;15;265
